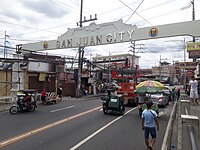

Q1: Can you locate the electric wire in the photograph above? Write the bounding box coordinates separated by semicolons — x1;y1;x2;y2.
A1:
125;0;145;23
0;19;63;34
49;0;78;13
12;21;75;36
118;0;153;26
0;0;182;42
99;0;141;15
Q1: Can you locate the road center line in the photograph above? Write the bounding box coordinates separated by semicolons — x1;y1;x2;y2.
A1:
69;107;137;150
0;106;101;148
50;105;75;113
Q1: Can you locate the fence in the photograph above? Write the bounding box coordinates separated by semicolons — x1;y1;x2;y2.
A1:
178;93;199;150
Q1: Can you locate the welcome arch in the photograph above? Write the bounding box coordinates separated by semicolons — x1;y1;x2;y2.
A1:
19;19;200;97
22;19;200;51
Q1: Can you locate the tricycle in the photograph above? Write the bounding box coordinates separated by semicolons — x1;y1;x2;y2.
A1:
101;89;125;115
9;89;37;114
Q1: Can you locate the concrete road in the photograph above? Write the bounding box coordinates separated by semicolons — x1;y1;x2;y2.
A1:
0;98;174;150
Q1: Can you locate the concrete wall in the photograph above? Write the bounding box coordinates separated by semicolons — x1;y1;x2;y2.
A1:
0;69;12;96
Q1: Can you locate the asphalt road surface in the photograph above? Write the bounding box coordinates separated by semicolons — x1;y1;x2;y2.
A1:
0;98;174;150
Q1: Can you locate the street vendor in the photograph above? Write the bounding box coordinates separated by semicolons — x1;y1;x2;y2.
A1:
138;94;146;105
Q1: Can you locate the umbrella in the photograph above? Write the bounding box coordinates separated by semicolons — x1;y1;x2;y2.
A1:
134;80;165;94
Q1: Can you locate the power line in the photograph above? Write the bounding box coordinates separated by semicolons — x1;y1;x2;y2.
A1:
49;0;78;13
12;21;75;36
118;0;153;26
0;19;62;34
99;0;141;15
135;8;182;25
125;0;145;23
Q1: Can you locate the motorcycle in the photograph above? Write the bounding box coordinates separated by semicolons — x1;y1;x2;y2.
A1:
9;90;37;114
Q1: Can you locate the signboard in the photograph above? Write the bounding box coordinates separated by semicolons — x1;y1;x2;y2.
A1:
175;62;197;70
39;73;46;81
22;19;200;51
187;42;200;51
188;50;200;58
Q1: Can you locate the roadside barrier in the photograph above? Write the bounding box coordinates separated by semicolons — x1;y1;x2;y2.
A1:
178;97;199;150
161;100;177;150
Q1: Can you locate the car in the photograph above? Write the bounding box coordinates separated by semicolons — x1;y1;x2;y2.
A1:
162;88;172;102
149;93;169;107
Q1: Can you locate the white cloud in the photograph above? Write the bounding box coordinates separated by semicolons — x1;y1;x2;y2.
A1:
0;0;200;68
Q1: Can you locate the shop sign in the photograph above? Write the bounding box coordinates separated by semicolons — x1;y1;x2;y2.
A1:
175;62;197;70
187;42;200;51
39;73;46;81
188;50;200;58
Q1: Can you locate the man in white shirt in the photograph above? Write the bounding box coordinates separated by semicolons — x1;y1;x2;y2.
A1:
189;76;199;105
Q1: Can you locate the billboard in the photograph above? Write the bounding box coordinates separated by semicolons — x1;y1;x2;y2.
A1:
187;42;200;51
174;62;197;70
187;42;200;58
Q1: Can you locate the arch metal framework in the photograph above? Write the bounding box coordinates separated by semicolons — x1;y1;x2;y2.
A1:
22;19;200;51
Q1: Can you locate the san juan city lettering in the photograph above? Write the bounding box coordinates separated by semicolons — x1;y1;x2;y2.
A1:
56;30;134;48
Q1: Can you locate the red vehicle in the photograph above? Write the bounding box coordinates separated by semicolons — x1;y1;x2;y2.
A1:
110;62;139;106
117;82;138;106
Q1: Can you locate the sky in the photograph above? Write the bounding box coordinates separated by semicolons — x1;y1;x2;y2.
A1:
0;0;200;68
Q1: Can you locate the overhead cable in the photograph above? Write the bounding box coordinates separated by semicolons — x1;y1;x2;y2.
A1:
119;0;153;26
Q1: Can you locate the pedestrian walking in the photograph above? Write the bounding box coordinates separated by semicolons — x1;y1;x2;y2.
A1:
41;88;47;104
189;76;199;105
171;87;176;102
57;87;63;100
141;101;159;150
176;88;180;101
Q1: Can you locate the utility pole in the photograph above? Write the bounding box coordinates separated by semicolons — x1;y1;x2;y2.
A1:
183;38;187;90
129;42;145;83
4;31;9;96
109;52;111;84
159;55;162;82
191;0;196;62
4;31;6;59
130;41;135;82
76;0;97;98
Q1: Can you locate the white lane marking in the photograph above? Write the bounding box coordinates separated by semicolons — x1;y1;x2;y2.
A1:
0;106;101;148
158;111;165;117
50;105;75;113
69;107;137;150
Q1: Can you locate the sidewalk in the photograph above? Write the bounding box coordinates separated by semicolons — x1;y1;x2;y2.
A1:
170;91;200;150
0;103;12;112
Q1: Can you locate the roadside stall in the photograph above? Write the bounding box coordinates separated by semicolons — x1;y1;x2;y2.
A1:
134;80;165;116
